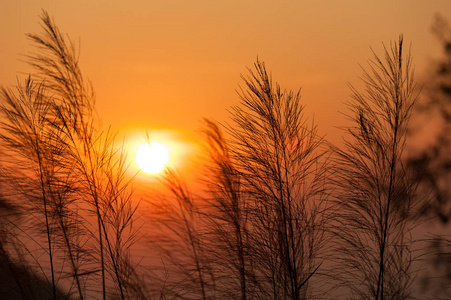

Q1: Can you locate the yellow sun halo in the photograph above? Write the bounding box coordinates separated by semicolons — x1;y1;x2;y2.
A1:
136;142;169;174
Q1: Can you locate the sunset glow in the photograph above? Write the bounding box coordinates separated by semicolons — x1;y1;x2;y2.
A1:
136;142;169;174
2;2;451;298
124;128;194;179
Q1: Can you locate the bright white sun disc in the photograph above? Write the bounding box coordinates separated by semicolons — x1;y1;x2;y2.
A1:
136;143;169;174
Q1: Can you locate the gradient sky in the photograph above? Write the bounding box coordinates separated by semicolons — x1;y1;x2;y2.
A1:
1;1;450;158
3;3;450;297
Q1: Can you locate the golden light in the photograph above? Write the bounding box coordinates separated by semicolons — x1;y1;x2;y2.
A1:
123;128;197;181
136;142;170;174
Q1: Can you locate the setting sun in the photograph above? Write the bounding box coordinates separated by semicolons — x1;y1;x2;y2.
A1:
3;2;451;298
136;142;170;174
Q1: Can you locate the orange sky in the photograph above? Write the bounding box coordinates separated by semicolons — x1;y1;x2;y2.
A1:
1;0;450;178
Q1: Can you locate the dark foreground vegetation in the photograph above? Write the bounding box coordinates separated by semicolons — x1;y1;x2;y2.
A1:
0;12;450;300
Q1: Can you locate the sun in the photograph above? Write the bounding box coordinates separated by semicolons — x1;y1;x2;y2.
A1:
136;142;170;174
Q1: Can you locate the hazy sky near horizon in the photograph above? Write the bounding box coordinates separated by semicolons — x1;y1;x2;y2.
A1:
1;0;451;145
